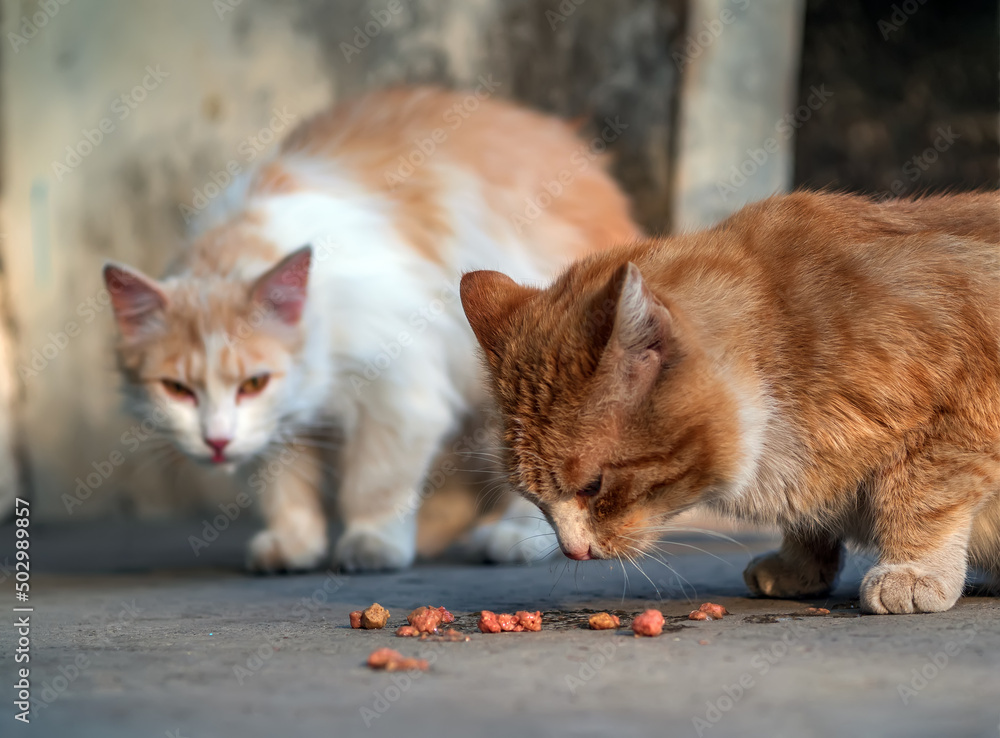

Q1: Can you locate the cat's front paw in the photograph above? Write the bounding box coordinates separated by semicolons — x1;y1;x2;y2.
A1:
334;526;415;572
860;563;962;614
471;519;558;564
247;529;327;574
744;551;838;599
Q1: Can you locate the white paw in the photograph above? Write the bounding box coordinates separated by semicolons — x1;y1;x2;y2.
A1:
334;525;415;572
744;551;839;599
861;563;962;614
472;518;558;564
246;529;327;574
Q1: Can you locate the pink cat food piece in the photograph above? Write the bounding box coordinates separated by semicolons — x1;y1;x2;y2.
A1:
515;611;543;632
395;625;420;637
588;612;621;630
497;613;523;632
367;648;403;668
632;609;665;637
407;607;444;633
688;610;710;621
478;610;502;633
349;611;363;629
367;647;429;672
697;602;729;619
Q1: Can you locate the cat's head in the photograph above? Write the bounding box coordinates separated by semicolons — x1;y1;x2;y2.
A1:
461;259;746;561
103;246;313;467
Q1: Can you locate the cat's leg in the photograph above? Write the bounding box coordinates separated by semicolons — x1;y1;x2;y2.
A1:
471;494;558;564
333;392;455;572
860;451;988;614
743;527;844;598
246;444;328;573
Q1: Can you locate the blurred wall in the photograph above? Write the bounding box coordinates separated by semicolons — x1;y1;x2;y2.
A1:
1;0;695;521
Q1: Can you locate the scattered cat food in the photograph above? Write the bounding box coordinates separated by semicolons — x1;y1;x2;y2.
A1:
805;607;830;615
477;610;543;633
360;603;390;629
395;625;420;637
349;611;363;629
632;609;665;637
366;647;429;672
689;602;729;621
588;613;621;630
698;639;710;646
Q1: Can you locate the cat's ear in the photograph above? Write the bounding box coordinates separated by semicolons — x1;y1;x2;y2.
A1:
461;270;538;366
103;262;169;339
251;246;311;325
601;262;674;395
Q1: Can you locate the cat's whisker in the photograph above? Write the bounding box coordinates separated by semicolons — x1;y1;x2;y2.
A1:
622;548;662;602
632;548;697;603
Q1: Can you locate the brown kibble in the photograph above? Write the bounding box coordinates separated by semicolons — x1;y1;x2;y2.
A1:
688;609;710;621
697;602;729;619
807;607;830;615
367;647;402;668
588;612;621;630
395;625;420;637
632;609;665;637
349;611;363;629
361;603;390;629
516;611;542;632
478;610;502;633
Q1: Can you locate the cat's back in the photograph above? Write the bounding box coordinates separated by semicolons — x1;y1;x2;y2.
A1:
257;86;639;264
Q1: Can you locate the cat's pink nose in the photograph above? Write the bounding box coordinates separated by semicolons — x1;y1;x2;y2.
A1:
563;545;592;561
205;437;230;463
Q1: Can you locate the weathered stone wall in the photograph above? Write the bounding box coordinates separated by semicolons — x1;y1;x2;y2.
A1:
0;0;693;520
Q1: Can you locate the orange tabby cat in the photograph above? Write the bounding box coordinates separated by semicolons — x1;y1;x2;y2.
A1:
461;191;1000;614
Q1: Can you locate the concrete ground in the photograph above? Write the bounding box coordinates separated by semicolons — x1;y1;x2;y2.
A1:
2;520;999;738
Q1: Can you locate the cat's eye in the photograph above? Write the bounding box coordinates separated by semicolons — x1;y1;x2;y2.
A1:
161;379;196;402
578;474;603;498
238;373;271;397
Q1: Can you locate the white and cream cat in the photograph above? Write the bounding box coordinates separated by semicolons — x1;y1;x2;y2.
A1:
104;86;641;572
